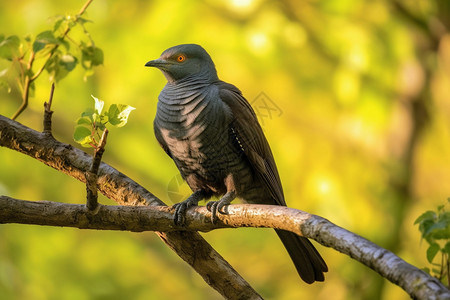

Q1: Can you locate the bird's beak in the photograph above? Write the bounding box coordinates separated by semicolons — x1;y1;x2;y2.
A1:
145;58;168;69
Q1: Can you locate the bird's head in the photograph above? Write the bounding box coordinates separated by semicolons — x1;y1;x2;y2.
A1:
145;44;218;84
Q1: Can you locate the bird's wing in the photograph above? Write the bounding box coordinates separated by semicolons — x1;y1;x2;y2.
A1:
218;81;285;206
153;119;172;158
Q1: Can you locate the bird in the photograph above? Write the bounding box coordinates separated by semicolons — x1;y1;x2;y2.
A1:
145;44;327;283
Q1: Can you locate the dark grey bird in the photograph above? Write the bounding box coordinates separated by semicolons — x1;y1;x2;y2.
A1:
145;44;327;284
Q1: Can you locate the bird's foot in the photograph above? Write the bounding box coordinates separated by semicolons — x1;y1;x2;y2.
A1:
172;190;205;226
206;191;236;224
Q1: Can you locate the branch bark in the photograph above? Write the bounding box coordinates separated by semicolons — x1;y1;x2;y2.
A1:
85;128;108;211
0;115;261;300
1;195;449;300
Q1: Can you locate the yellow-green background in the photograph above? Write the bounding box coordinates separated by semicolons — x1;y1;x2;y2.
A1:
1;0;449;299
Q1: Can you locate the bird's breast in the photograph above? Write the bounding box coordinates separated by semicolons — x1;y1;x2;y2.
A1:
151;80;271;199
154;84;244;186
156;86;227;158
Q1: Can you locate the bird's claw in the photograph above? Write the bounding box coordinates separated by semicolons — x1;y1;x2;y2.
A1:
206;198;230;224
172;201;190;226
172;190;205;226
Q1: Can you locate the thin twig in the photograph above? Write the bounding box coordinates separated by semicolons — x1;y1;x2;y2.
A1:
43;83;55;135
78;0;94;17
11;51;35;120
29;52;51;82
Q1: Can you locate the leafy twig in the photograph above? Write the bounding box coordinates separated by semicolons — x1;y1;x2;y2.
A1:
415;200;450;285
8;0;96;120
73;95;135;149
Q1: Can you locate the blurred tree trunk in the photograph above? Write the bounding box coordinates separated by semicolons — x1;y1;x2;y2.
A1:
278;1;447;299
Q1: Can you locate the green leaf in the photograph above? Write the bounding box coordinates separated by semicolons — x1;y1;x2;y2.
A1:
424;209;450;240
428;223;450;240
91;47;104;66
57;37;70;51
45;51;68;82
60;54;77;71
45;52;78;82
426;243;440;263
81;45;104;68
52;15;66;34
76;116;93;126
76;17;93;25
73;125;93;147
81;107;95;118
414;210;436;225
108;104;136;127
440;211;450;222
91;95;104;115
33;30;59;53
444;241;450;255
0;35;20;60
96;122;107;132
0;79;11;93
418;219;436;240
425;220;448;235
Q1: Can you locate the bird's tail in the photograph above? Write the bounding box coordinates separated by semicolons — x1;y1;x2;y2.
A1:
275;229;328;284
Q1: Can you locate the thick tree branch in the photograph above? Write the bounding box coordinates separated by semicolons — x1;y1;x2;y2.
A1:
0;115;261;300
1;196;449;300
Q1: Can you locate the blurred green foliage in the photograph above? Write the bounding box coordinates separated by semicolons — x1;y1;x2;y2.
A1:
0;0;102;120
415;199;450;284
1;0;449;299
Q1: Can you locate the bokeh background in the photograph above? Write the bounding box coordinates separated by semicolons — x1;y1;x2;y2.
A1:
1;0;449;299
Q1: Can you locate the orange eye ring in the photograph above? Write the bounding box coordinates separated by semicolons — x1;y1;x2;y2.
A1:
176;54;186;62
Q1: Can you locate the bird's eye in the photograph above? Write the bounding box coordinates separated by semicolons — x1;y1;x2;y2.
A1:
176;54;186;62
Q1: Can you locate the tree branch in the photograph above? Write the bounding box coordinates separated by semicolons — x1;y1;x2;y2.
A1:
1;195;449;300
85;128;108;211
0;115;261;300
43;83;55;136
1;114;449;299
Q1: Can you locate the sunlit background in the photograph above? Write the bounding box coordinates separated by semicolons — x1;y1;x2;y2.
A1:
1;0;449;299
